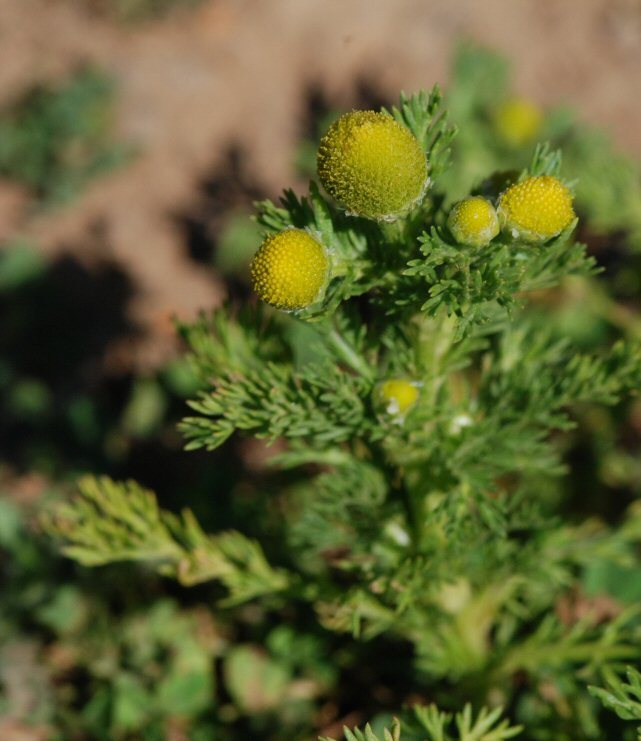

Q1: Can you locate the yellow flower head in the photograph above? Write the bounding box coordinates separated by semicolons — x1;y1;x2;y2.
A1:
447;196;500;247
250;229;329;311
497;175;575;242
317;110;429;221
376;379;420;418
494;97;543;146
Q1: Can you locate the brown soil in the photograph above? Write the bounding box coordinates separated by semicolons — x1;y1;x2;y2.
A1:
1;0;640;369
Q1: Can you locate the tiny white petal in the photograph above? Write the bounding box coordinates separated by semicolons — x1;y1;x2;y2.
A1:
387;522;410;546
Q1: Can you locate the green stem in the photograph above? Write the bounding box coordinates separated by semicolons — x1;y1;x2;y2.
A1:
402;480;425;553
590;283;641;338
380;218;406;246
327;326;374;381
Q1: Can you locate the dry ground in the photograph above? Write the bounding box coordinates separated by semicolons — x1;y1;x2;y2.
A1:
1;0;640;367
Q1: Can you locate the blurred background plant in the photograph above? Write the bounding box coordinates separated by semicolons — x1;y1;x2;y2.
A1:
81;0;204;24
2;1;641;737
0;68;132;207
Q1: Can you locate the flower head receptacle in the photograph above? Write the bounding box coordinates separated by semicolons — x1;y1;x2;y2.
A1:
250;229;330;311
447;196;500;247
317;110;429;222
497;175;575;242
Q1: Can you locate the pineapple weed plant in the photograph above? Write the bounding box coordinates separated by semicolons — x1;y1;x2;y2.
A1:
45;69;641;738
0;67;131;206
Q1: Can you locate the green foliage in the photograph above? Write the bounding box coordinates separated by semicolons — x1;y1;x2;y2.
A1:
179;312;376;451
590;667;641;735
0;239;46;290
562;127;641;248
215;210;264;277
0;67;131;204
391;87;457;183
45;476;290;599
402;215;589;332
444;42;641;249
321;703;522;741
37;70;641;739
77;599;218;734
0;489;220;739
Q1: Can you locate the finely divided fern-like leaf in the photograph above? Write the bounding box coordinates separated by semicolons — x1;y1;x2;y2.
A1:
43;476;290;600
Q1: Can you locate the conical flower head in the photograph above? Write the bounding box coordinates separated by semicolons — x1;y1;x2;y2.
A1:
317;110;429;221
497;175;575;242
447;196;500;247
250;229;329;311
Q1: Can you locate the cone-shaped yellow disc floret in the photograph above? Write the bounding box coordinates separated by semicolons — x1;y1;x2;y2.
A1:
447;196;500;247
376;379;420;417
497;175;575;242
317;110;429;221
250;229;329;311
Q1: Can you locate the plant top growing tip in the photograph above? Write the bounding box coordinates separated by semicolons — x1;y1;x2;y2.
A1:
46;82;641;739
